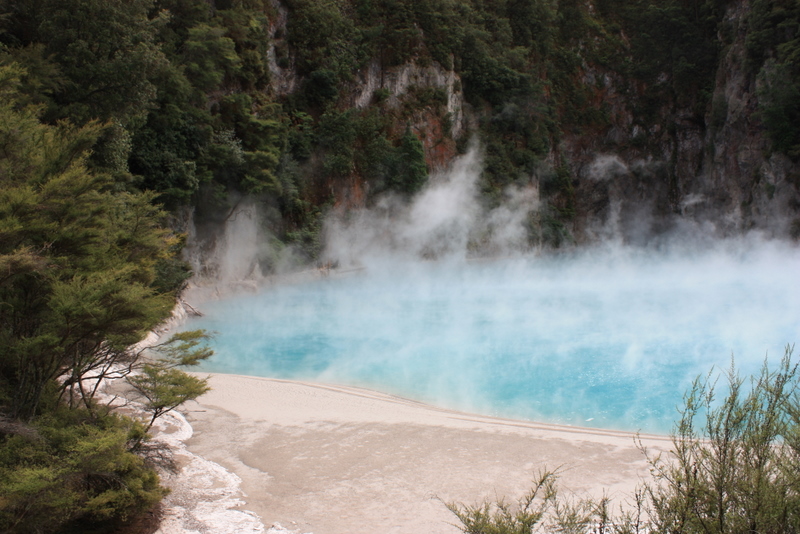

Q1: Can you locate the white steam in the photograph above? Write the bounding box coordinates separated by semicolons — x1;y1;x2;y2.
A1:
481;185;540;253
587;154;629;181
218;201;263;282
322;146;540;268
184;198;303;296
183;199;265;287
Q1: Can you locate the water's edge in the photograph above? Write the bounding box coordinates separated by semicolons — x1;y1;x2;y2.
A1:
127;300;279;534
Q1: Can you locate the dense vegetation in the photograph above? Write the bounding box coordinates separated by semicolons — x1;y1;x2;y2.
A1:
748;0;800;157
4;0;794;256
1;0;800;530
0;64;211;532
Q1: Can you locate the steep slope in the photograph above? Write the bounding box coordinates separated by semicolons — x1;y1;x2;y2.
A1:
563;0;800;242
2;0;798;272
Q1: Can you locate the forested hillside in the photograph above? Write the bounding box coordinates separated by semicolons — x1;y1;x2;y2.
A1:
1;0;800;530
2;0;798;265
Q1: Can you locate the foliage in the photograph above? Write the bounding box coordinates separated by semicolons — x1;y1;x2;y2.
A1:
317;108;358;178
182;23;240;92
0;0;795;248
2;0;168;128
152;255;194;295
6;0;788;250
748;0;800;157
758;61;800;157
128;330;212;435
127;61;208;205
448;470;559;534
0;64;213;532
621;1;720;104
284;214;324;262
746;0;800;71
284;0;363;80
0;409;165;534
217;6;273;91
216;93;285;195
390;126;429;196
450;346;800;534
449;469;636;534
642;346;800;533
0;69;177;419
458;29;532;107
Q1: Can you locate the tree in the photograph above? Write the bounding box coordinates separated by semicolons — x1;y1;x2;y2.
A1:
389;126;429;196
449;346;800;533
0;409;165;533
0;63;213;532
642;346;800;533
181;23;240;93
29;0;167;128
0;63;175;419
285;0;363;80
127;330;212;437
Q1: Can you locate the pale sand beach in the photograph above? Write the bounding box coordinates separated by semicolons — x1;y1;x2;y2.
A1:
170;372;672;534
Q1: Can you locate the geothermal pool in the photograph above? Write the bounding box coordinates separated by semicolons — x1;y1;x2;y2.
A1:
184;241;800;434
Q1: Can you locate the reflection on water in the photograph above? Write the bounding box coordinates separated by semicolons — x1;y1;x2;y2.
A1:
183;241;800;434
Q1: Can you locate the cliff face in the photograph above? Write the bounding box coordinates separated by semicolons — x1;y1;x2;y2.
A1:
561;0;800;242
347;58;466;184
278;0;800;247
264;0;466;210
698;0;799;236
190;0;800;274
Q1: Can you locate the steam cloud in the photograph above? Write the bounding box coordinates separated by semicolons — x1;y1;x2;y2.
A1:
178;146;800;433
178;144;800;432
322;146;540;268
184;196;305;296
185;236;800;433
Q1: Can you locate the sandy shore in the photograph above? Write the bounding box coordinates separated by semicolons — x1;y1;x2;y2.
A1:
168;373;671;534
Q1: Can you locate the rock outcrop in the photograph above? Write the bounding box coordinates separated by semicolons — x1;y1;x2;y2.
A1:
561;0;800;242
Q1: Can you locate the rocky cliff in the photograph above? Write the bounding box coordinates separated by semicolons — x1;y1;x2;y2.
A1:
188;0;800;278
561;0;800;242
271;0;799;249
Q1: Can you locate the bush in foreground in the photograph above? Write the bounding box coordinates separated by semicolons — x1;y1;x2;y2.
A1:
450;345;800;533
0;409;164;534
0;64;213;533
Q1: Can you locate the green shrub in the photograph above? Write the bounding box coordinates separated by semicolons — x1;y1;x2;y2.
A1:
448;471;560;534
643;346;800;533
389;127;429;196
451;346;800;533
0;410;165;533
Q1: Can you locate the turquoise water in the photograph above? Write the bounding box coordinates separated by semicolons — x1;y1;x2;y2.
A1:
184;242;800;434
